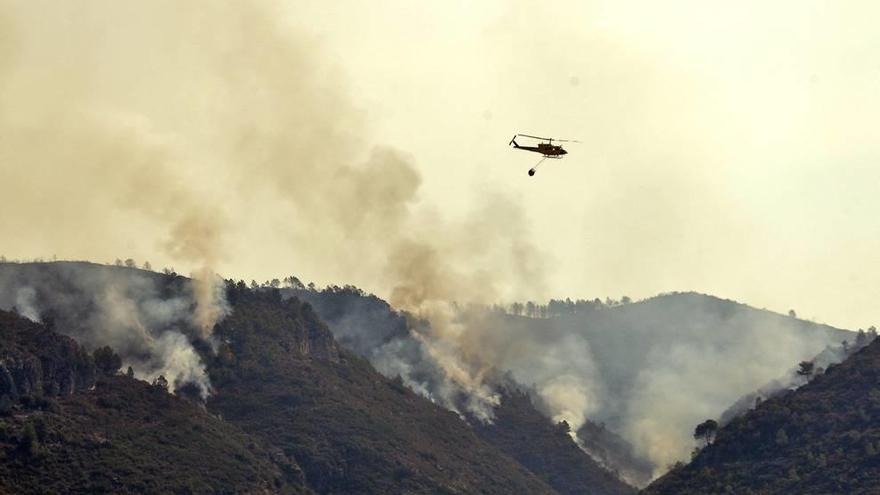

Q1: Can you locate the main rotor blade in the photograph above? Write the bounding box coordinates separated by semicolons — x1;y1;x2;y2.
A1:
517;134;581;143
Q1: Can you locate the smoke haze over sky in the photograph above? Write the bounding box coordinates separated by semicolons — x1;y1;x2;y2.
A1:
2;0;880;328
280;1;880;329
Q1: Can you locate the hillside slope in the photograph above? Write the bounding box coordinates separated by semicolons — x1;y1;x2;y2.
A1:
497;293;852;474
4;261;851;491
557;293;849;396
209;285;559;494
286;285;634;493
0;310;307;494
475;389;637;495
644;337;880;495
0;263;574;493
499;292;850;419
287;286;852;482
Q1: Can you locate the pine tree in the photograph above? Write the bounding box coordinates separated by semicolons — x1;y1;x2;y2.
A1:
154;375;169;390
20;422;39;457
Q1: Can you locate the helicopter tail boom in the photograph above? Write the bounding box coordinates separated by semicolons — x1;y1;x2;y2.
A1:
509;135;519;148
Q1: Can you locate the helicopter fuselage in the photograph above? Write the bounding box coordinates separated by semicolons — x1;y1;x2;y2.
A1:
512;142;567;157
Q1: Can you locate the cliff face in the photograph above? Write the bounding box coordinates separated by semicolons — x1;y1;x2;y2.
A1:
0;310;95;401
224;284;340;363
292;303;339;362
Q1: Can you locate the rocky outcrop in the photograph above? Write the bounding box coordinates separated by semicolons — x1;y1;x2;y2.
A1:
225;284;339;363
0;310;95;401
298;304;340;362
0;354;43;398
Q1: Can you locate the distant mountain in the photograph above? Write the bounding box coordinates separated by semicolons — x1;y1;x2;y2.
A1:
643;336;880;494
0;309;306;494
502;292;851;423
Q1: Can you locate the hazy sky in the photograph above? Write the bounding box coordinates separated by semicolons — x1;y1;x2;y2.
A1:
3;1;880;328
279;1;880;328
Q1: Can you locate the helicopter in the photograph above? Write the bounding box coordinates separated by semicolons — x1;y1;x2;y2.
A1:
509;134;579;176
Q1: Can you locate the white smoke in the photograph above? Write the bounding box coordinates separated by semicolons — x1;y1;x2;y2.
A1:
507;333;603;436
619;311;838;477
302;288;847;484
14;286;40;322
140;331;212;398
96;282;213;398
0;263;216;399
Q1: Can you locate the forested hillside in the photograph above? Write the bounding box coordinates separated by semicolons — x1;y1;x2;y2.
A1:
474;389;637;495
2;261;857;492
0;262;637;494
0;310;306;494
644;336;880;494
208;285;565;494
286;284;853;482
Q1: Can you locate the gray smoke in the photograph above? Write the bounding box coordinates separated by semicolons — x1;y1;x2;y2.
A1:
0;262;213;398
620;319;833;474
0;0;540;415
298;289;850;484
0;0;855;485
0;1;543;417
13;286;40;322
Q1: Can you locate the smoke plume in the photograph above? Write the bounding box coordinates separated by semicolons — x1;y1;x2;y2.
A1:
621;319;833;475
13;287;40;322
299;287;847;485
0;263;213;398
0;0;547;417
0;0;851;485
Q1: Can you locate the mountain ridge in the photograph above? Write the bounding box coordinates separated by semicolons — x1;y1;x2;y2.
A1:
0;261;857;491
0;262;635;494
